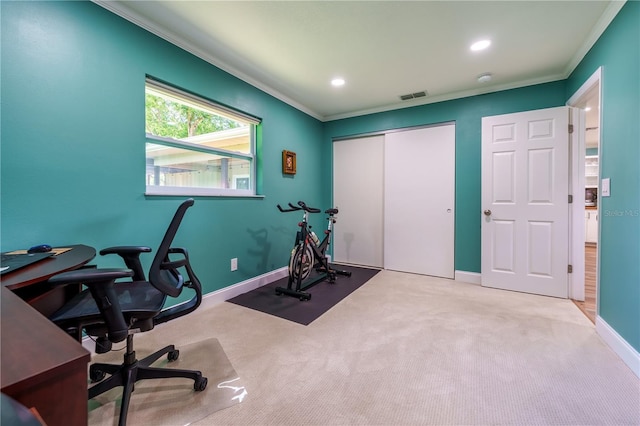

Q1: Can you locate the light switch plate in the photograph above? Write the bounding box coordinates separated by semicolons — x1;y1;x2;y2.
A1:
601;178;611;197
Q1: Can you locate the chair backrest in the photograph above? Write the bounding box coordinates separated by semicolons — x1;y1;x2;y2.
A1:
148;199;195;298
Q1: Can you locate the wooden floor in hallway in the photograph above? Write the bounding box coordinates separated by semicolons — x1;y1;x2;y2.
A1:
573;243;596;323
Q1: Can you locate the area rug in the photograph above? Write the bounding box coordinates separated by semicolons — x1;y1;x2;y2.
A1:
227;264;380;325
88;338;246;426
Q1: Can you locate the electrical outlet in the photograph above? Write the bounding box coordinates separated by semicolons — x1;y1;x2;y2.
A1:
231;258;238;271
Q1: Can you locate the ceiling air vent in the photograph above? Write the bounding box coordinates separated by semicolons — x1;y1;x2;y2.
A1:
400;91;428;101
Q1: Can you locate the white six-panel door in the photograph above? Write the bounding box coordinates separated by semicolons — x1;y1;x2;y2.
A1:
481;107;569;298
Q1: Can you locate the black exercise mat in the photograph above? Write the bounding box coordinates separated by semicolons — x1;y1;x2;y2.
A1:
227;264;380;325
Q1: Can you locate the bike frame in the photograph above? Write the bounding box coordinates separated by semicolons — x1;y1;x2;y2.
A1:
275;201;350;301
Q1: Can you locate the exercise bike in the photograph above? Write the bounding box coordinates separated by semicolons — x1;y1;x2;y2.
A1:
276;201;351;301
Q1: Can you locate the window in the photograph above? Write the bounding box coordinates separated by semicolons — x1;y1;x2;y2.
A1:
145;78;260;196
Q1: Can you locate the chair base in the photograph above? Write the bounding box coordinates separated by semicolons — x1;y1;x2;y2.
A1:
89;335;207;426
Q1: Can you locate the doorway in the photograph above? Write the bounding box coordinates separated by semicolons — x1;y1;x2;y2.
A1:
567;68;601;324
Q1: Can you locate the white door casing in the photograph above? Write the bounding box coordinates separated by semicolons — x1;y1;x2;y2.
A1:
481;107;569;298
567;66;601;302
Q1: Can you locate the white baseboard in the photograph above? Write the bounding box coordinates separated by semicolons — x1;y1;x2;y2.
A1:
200;267;287;308
455;270;481;285
596;315;640;379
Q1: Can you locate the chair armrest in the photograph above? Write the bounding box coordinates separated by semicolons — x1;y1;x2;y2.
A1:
100;246;152;281
49;268;134;343
168;247;187;255
154;248;203;325
160;247;189;271
100;246;152;255
48;268;134;286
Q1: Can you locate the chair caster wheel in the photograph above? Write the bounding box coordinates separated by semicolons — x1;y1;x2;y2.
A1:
90;369;106;383
168;349;180;362
194;376;208;391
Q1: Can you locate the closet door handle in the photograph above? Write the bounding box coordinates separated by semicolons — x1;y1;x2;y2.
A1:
484;209;492;216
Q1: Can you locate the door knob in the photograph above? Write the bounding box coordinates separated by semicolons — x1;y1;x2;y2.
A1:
484;209;492;216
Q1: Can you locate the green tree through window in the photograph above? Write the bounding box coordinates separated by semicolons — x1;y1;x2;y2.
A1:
145;93;241;139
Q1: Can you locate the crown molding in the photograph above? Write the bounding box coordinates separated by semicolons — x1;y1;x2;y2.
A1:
563;0;626;77
324;74;567;122
92;1;324;121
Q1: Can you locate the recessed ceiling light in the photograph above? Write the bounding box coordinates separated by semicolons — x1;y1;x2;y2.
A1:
477;73;492;83
470;39;491;51
585;107;592;112
331;78;345;87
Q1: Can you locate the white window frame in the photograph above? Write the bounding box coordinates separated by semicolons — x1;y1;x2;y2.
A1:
145;78;261;197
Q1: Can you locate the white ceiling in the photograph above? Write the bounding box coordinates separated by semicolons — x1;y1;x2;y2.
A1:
96;1;622;122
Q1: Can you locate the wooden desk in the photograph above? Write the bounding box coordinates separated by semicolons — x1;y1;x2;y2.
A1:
2;245;96;317
2;245;96;425
1;286;91;426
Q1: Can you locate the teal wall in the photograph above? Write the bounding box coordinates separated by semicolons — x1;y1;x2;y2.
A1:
0;1;325;298
323;82;567;273
566;0;640;351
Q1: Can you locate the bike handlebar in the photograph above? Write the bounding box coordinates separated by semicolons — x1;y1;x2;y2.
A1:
277;203;301;213
297;201;321;213
277;201;323;214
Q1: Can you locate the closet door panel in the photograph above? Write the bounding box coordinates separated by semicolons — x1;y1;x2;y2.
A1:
332;135;384;267
384;125;455;278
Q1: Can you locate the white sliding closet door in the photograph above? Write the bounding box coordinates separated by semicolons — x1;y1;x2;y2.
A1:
333;135;384;268
384;125;455;278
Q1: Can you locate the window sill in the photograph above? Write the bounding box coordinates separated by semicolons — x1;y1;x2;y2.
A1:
145;186;263;198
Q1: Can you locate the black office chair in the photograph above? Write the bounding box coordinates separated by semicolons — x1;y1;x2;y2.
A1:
48;199;207;426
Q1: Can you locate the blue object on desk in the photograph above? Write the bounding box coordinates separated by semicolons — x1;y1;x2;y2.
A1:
27;244;52;254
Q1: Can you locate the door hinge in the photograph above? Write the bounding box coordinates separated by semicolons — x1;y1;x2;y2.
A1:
568;264;573;273
568;194;573;203
569;124;574;134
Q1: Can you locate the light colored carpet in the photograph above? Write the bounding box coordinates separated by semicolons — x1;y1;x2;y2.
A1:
91;270;640;425
88;338;246;426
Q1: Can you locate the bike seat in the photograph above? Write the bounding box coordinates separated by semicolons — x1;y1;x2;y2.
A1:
325;208;339;215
